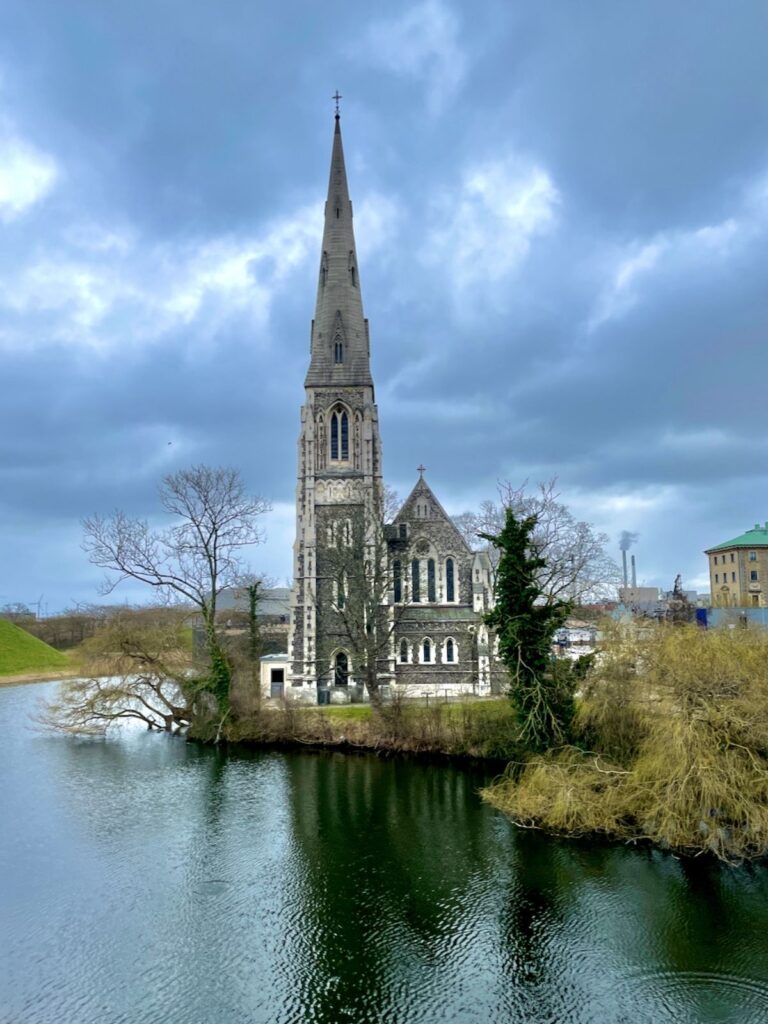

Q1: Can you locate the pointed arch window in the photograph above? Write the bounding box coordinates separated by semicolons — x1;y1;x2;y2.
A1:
411;559;421;602
330;408;349;461
399;639;408;664
393;560;402;603
427;559;436;602
334;339;343;363
446;558;455;602
422;638;432;664
445;638;455;663
334;651;349;686
335;572;347;610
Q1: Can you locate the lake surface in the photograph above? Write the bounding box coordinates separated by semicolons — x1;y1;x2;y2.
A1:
2;683;768;1024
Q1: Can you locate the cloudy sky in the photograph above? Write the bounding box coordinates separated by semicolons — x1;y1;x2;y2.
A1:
1;0;767;612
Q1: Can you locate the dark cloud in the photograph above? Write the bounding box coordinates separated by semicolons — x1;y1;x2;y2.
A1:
1;0;767;608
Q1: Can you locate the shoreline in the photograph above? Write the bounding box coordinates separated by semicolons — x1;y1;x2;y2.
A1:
0;669;78;688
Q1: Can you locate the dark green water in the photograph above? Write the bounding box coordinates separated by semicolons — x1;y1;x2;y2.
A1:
2;684;768;1024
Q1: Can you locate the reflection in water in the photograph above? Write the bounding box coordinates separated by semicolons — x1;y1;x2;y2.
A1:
1;682;768;1024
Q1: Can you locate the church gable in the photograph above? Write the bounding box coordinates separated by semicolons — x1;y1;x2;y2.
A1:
393;477;471;554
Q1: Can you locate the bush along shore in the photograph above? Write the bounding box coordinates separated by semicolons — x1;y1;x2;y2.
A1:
482;622;768;865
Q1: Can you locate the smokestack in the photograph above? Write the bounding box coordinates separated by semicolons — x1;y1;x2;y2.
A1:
619;530;639;591
631;554;637;588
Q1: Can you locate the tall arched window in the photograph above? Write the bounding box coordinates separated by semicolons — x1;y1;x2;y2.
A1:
411;559;420;602
427;559;436;602
336;573;346;609
334;340;343;363
422;638;432;663
446;558;455;602
393;560;402;603
330;408;349;461
445;638;455;663
399;639;408;663
334;651;349;686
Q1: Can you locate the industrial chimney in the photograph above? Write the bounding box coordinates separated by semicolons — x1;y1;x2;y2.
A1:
622;550;628;589
631;554;637;588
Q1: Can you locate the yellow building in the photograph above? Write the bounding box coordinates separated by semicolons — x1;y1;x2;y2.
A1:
705;523;768;607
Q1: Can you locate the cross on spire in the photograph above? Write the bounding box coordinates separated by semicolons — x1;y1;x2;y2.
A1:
417;464;426;478
332;90;342;116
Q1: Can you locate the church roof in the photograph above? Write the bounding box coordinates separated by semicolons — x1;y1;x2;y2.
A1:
305;114;372;390
394;473;472;553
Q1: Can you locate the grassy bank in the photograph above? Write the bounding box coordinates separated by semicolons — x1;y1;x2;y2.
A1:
0;619;72;679
218;697;522;762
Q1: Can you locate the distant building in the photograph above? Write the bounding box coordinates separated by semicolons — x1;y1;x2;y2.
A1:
617;586;661;613
196;587;292;657
705;523;768;607
217;587;291;624
552;619;598;661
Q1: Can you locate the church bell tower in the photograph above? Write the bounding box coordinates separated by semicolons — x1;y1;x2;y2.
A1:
288;110;384;692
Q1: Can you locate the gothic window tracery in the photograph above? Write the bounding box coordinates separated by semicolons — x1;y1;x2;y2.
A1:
330;407;349;461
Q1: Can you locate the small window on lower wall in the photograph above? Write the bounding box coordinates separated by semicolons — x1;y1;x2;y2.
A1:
444;638;456;663
421;638;433;664
399;638;408;663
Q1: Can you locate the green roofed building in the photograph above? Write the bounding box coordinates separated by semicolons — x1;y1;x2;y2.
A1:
705;523;768;607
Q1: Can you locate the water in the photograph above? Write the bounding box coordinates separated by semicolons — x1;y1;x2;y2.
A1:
2;683;768;1024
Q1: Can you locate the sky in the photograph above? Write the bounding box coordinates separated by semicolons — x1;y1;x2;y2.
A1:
1;0;767;613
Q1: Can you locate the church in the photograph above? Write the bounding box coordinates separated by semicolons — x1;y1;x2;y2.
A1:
269;111;500;703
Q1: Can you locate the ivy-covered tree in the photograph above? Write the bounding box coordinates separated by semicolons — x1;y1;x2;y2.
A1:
482;509;574;751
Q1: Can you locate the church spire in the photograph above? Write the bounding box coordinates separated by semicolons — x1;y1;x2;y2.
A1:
305;112;372;388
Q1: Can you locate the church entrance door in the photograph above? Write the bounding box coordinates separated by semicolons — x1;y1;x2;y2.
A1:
270;668;285;698
334;652;349;687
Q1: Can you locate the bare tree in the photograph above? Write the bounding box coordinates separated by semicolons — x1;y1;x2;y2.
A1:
82;465;271;710
455;479;621;606
319;512;410;707
383;483;401;522
39;609;194;735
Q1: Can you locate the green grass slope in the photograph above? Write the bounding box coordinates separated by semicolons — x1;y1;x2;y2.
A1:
0;618;70;676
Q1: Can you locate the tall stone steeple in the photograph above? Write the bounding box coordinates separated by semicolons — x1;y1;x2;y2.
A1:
306;114;372;389
288;112;383;691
